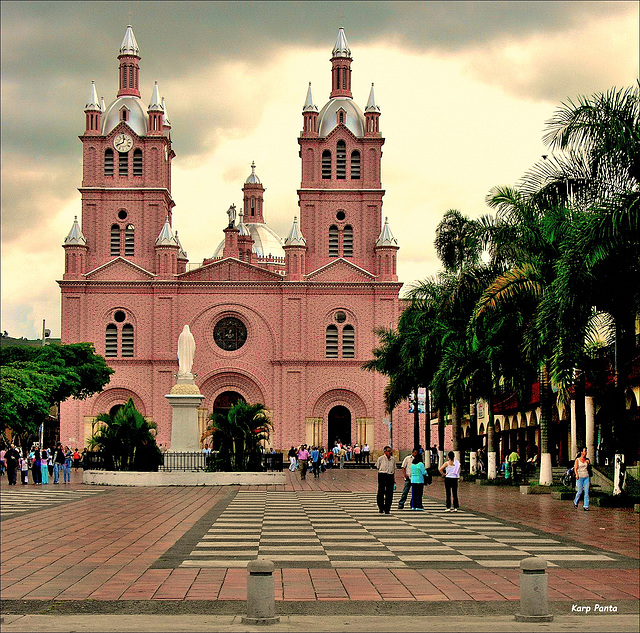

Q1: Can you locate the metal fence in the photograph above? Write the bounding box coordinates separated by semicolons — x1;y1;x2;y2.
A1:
82;451;284;472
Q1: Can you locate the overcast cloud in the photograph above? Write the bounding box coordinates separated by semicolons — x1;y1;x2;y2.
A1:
1;1;638;338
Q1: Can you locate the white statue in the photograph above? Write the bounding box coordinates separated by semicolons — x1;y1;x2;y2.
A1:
227;203;237;228
177;324;196;377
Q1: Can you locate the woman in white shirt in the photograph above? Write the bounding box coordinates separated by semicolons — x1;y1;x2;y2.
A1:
439;451;461;512
573;446;591;511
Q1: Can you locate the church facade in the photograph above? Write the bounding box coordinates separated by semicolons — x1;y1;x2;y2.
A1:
59;26;413;454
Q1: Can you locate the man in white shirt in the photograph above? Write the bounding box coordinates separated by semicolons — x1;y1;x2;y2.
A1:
376;446;396;514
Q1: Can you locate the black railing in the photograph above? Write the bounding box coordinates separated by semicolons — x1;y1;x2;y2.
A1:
82;451;284;472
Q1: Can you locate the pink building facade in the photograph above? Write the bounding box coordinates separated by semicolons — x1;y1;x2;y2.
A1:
59;27;415;454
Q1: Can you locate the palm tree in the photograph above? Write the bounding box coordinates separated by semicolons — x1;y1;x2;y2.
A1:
201;401;272;471
89;398;161;471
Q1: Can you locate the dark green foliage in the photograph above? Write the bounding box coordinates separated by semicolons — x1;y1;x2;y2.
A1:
202;401;272;471
88;399;162;471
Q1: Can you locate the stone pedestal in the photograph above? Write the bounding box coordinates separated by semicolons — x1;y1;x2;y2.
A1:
165;377;204;451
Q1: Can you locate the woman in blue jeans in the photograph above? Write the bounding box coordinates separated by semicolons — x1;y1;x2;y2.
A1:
574;446;591;511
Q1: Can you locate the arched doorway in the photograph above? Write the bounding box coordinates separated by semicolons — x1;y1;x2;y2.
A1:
213;391;244;417
327;405;351;447
109;404;123;417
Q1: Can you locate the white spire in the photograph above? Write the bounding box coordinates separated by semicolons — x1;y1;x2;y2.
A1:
303;82;317;112
175;231;188;260
376;217;397;247
100;96;106;112
120;25;140;56
284;216;307;246
63;216;87;246
155;216;177;246
237;208;251;236
161;97;171;127
365;83;380;113
148;81;163;111
332;27;351;58
85;81;101;111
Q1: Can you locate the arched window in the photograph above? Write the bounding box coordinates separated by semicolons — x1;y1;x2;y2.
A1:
336;141;346;180
322;150;332;179
250;197;256;217
350;151;360;179
132;149;143;176
325;325;338;358
343;225;353;257
124;225;135;256
110;224;121;256
104;149;114;176
118;151;128;176
121;324;134;357
342;325;355;358
329;225;339;257
105;324;118;357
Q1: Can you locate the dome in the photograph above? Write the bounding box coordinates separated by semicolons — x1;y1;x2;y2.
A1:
317;98;365;138
211;222;285;259
101;96;148;137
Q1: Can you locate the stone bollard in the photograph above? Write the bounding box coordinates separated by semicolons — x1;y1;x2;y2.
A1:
515;557;553;622
241;558;280;625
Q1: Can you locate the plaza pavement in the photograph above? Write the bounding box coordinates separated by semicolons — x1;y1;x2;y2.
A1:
1;466;638;632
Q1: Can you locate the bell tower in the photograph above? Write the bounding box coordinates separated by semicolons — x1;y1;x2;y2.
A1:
297;28;387;276
74;25;177;276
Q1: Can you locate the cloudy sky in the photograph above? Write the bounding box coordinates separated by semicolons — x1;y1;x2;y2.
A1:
1;1;637;339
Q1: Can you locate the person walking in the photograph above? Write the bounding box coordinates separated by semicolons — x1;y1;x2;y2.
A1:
40;447;50;484
410;452;427;510
297;444;310;480
507;447;521;485
52;443;66;484
376;446;396;514
63;446;72;483
20;455;29;484
72;449;81;471
287;446;297;472
31;447;42;485
311;446;321;478
439;451;461;512
353;444;361;464
574;446;591;511
397;448;418;509
362;443;371;464
4;444;21;485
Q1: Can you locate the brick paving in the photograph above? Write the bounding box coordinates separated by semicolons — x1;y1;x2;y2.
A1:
1;467;638;610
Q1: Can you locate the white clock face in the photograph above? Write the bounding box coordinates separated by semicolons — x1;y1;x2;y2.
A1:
114;133;133;153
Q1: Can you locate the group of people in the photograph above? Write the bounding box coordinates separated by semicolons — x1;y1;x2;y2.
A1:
376;446;461;514
1;443;83;485
287;442;372;479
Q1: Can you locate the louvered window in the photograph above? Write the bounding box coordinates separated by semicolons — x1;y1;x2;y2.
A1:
110;225;121;256
343;225;353;257
133;149;143;176
119;152;128;176
104;149;114;176
342;325;355;358
105;324;118;357
121;324;134;357
322;150;332;179
350;151;360;179
124;225;135;256
329;225;339;257
336;141;346;180
326;325;338;358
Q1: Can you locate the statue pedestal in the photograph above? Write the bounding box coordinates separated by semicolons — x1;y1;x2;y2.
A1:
166;378;204;451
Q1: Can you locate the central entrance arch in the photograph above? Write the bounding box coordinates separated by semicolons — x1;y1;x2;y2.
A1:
328;405;351;447
212;390;244;417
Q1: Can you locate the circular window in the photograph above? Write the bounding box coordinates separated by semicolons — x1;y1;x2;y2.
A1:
118;210;128;220
336;211;346;221
114;310;126;323
213;317;247;351
334;311;347;323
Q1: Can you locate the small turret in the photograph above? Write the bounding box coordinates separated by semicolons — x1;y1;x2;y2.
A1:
147;81;164;135
365;83;381;136
175;231;188;274
84;81;101;134
283;217;307;280
242;162;265;223
62;216;88;279
302;83;318;136
374;217;399;281
154;216;179;277
237;209;254;264
330;28;353;99
117;25;141;98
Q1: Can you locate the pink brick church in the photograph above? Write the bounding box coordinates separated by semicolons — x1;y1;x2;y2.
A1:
59;26;414;454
